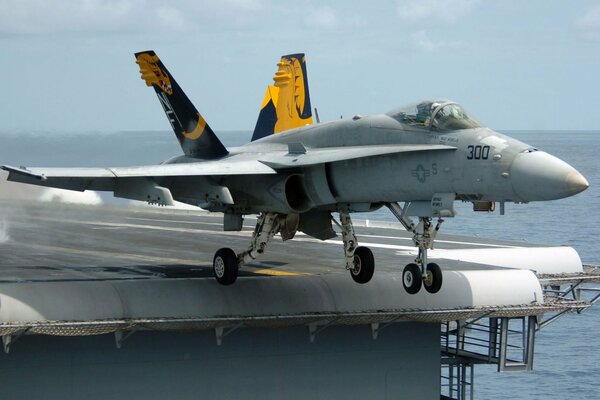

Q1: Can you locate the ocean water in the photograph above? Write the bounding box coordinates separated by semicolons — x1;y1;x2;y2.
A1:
0;129;599;398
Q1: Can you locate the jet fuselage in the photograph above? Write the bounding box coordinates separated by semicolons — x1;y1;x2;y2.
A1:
164;111;587;216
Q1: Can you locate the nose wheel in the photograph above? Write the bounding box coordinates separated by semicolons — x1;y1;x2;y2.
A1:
423;262;442;293
402;263;422;294
402;262;443;294
386;203;446;295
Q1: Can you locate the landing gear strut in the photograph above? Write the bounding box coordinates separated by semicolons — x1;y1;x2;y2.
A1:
334;211;374;284
387;203;444;294
213;210;375;286
213;212;284;285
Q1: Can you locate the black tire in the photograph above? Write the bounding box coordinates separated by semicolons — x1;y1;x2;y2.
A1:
403;263;422;294
213;248;239;285
423;262;443;294
350;246;375;284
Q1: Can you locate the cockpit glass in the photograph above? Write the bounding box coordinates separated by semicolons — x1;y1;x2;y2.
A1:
387;101;483;131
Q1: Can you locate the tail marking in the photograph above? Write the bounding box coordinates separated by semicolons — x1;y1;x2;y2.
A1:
252;53;313;141
135;50;227;158
136;53;173;95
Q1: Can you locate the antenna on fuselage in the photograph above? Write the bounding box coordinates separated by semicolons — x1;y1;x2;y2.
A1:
314;107;321;123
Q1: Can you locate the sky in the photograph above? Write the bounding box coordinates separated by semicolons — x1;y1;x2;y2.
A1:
0;0;599;133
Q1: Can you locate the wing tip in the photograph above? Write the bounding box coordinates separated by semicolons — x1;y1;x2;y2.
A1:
2;165;46;181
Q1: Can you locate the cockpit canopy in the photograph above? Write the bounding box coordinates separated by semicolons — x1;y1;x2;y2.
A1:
387;100;483;131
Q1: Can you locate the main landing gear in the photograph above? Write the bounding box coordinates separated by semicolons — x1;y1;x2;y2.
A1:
333;211;375;284
387;203;444;294
212;211;375;286
213;212;284;285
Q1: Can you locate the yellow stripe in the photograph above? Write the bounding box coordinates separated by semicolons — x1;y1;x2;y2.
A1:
181;114;206;140
246;267;309;277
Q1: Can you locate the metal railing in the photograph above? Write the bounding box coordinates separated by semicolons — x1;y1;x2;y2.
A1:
440;264;600;399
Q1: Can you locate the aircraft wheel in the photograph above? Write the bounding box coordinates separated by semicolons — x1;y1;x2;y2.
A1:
403;263;422;294
423;263;443;294
213;248;239;285
350;246;375;284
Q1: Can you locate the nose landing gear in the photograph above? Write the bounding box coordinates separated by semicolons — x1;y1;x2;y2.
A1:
423;262;442;293
402;263;422;294
402;262;442;294
388;202;445;295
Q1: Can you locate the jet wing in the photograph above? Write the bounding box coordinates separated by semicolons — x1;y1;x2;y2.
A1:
258;144;456;169
2;145;453;206
2;160;276;191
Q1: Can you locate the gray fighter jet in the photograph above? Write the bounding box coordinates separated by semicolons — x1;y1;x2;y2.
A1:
2;51;589;294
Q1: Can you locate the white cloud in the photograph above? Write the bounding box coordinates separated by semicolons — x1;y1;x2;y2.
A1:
305;6;340;30
0;0;267;33
409;30;462;52
577;4;600;29
0;0;142;33
303;6;366;30
225;0;264;12
154;5;187;31
397;0;479;23
410;30;438;52
576;4;600;42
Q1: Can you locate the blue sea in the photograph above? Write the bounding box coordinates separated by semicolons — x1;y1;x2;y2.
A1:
1;129;599;399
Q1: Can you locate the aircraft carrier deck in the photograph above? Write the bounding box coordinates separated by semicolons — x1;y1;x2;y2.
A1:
0;200;598;399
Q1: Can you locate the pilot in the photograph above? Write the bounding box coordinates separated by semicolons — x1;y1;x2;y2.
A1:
416;101;440;127
415;102;431;124
424;102;441;128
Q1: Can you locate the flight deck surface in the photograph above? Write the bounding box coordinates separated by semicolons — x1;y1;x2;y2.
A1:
0;200;589;337
0;200;561;282
1;199;598;400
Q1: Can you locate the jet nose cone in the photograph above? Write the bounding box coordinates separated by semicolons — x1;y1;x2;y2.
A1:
565;170;590;195
510;151;589;201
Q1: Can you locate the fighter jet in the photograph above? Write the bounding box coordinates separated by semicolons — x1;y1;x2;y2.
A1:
2;51;589;294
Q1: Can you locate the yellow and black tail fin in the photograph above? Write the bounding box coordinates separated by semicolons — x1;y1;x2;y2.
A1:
251;53;313;142
135;50;228;158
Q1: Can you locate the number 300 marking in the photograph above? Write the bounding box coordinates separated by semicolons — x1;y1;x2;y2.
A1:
467;145;490;160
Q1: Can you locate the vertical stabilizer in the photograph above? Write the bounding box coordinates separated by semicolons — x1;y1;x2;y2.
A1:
135;51;228;158
251;53;313;141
